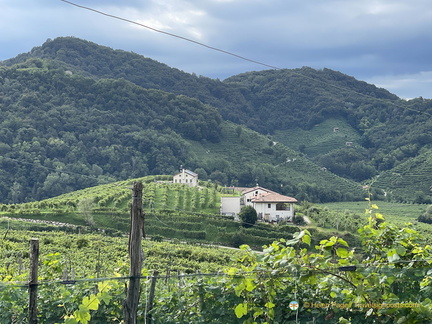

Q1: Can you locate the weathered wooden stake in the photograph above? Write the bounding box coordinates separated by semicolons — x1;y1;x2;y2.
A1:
145;270;159;324
29;238;39;324
197;270;205;316
123;182;145;324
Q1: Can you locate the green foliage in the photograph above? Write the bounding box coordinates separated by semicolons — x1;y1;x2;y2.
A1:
0;60;221;203
292;214;306;226
239;206;258;228
222;206;432;323
77;198;95;227
417;205;432;224
63;281;116;324
3;204;432;322
320;201;432;242
2;36;432;204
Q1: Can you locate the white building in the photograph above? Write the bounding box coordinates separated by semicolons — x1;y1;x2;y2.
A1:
220;197;241;217
250;191;297;222
173;169;198;187
220;186;297;222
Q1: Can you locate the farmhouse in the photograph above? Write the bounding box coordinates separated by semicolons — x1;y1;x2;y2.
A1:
173;169;198;187
221;186;297;222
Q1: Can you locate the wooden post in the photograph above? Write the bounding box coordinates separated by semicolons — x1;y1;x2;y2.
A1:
197;270;205;320
29;238;39;324
123;182;145;324
145;270;159;324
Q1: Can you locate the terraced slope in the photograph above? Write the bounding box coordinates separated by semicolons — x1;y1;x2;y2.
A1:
374;151;432;203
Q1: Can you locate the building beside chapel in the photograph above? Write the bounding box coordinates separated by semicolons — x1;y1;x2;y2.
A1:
221;186;297;222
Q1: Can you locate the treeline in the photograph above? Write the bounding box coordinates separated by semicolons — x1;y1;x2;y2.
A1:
30;38;428;174
0;59;221;203
2;37;432;203
2;36;254;125
226;69;432;181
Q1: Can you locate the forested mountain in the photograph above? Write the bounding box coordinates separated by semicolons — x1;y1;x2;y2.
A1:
1;37;431;204
0;58;222;202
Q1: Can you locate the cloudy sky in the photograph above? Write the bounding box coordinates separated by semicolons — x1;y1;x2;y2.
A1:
1;0;432;99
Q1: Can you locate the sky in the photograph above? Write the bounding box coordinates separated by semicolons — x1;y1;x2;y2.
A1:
1;0;432;99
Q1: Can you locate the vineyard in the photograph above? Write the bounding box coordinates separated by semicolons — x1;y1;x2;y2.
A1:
273;118;362;158
373;151;432;203
316;201;432;243
0;175;224;229
2;176;432;322
0;224;246;323
0;175;220;217
1;175;327;250
2;209;432;323
190;121;366;202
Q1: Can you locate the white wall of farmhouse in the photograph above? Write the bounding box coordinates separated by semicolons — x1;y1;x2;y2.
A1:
220;197;241;217
221;186;297;223
253;202;295;222
173;169;198;187
243;188;271;207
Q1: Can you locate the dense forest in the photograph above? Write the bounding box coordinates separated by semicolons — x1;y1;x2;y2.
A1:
1;37;431;204
0;59;222;203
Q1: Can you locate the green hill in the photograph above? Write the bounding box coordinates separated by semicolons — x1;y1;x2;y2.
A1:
373;150;432;203
273;118;362;157
0;53;365;204
0;175;317;249
188;121;364;201
1;37;432;203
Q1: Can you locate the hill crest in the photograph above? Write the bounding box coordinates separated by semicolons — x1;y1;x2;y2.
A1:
1;37;431;203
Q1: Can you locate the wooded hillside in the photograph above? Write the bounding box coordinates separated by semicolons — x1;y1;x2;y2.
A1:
1;37;431;204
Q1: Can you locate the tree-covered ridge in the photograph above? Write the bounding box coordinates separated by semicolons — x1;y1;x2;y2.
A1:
223;67;399;131
17;37;430;177
0;59;221;203
1;36;254;122
0;58;222;141
229;69;432;187
4;38;403;135
1;36;432;203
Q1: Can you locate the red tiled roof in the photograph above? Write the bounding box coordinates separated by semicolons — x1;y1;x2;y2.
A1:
251;192;297;203
241;186;277;195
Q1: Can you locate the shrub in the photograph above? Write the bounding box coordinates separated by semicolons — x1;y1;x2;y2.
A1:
151;235;164;242
76;238;90;249
292;214;306;226
417;205;432;224
239;206;257;228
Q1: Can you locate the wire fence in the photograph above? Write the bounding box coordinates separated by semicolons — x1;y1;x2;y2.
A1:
0;266;428;324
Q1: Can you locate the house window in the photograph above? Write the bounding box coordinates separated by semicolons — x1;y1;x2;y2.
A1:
276;203;290;211
268;204;271;208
